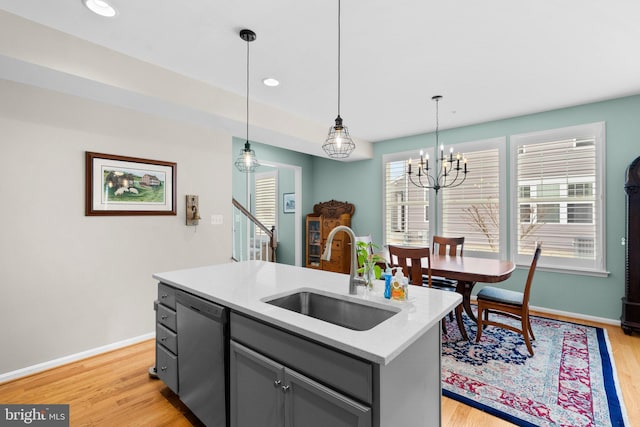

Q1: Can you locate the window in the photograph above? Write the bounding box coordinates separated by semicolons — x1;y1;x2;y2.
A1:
568;183;593;198
510;122;605;273
440;138;506;256
383;137;506;257
254;170;277;235
383;154;430;246
537;203;560;223
520;204;532;223
568;203;593;224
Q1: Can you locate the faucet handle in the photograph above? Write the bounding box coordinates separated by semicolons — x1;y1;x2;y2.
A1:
354;275;367;286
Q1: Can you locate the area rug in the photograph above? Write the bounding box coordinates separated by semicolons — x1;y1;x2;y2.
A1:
441;313;629;426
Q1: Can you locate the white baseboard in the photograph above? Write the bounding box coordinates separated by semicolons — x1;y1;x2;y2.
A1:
470;296;621;326
0;332;155;384
529;304;621;326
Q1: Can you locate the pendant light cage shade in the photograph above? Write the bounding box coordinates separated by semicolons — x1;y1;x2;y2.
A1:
235;141;259;173
235;28;259;173
322;0;355;159
323;116;356;159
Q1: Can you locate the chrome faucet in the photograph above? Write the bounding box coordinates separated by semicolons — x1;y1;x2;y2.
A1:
321;225;366;295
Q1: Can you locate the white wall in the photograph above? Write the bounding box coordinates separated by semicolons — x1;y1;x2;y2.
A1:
0;80;233;375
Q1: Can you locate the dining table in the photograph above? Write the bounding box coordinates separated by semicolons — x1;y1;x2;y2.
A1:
427;254;516;340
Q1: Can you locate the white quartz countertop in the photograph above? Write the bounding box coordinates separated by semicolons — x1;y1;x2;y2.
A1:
153;260;461;365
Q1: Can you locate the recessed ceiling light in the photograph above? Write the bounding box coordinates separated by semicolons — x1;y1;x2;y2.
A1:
262;78;280;87
83;0;118;17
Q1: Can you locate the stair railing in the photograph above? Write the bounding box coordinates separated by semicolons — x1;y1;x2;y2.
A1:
232;198;277;262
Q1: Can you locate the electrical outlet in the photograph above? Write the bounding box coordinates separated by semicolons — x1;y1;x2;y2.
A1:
211;214;223;225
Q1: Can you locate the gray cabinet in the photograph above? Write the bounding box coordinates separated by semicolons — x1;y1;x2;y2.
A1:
230;341;284;427
284;368;371;427
155;283;178;394
230;341;371;427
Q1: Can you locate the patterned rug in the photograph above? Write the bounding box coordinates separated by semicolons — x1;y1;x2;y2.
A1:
441;312;629;426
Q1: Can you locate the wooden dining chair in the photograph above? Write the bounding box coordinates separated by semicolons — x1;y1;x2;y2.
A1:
387;245;431;288
429;236;465;289
432;236;465;257
425;236;466;335
387;245;463;336
475;243;542;356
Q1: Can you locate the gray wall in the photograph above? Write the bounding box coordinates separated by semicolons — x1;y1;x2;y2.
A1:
0;80;233;376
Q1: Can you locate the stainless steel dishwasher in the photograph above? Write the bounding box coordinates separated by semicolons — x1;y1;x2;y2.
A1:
176;290;228;427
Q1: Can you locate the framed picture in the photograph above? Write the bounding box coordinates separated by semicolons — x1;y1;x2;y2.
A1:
283;193;295;214
85;152;177;216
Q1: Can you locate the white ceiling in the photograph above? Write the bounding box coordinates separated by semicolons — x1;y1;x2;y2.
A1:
1;0;640;158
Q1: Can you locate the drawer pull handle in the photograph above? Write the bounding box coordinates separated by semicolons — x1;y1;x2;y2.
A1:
160;366;167;372
160;337;167;341
281;385;290;393
161;293;168;299
273;380;281;387
161;315;168;320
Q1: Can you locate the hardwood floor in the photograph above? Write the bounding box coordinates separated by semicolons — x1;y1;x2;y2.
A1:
0;311;638;426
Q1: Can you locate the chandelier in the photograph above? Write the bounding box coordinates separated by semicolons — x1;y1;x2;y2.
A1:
234;29;260;173
322;0;356;159
407;95;468;193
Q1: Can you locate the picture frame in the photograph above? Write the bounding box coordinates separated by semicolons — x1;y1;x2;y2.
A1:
85;151;177;216
283;193;295;214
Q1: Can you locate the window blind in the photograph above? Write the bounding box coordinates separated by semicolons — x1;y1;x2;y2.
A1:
384;157;431;246
441;147;501;253
510;122;605;273
254;171;277;234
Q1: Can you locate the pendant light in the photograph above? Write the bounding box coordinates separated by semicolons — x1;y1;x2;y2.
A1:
322;0;355;159
235;29;260;173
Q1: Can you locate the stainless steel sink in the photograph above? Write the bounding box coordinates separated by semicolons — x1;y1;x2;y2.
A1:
265;291;398;331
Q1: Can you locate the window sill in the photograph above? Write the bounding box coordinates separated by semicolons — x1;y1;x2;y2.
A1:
518;263;610;278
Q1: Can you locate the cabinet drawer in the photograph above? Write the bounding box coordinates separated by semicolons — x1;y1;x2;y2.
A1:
231;312;372;404
156;344;178;394
156;322;178;354
158;283;177;310
157;304;177;332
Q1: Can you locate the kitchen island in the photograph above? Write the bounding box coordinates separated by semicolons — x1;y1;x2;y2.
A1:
153;260;461;427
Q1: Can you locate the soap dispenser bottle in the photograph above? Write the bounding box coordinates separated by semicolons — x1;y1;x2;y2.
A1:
391;267;407;301
383;266;393;299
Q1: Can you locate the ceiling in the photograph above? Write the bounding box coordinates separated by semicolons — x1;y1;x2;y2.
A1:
1;0;639;159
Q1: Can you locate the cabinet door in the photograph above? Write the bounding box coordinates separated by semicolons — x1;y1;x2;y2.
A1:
306;217;322;269
230;341;284;427
284;369;371;427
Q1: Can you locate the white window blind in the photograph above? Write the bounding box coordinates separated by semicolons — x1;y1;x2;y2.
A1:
383;153;431;246
441;146;501;254
510;122;605;273
254;171;277;235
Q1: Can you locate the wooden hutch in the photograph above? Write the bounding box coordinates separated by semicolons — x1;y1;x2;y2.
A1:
306;200;355;274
